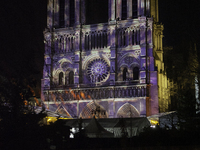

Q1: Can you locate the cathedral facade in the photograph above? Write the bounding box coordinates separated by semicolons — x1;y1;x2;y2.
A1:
41;0;169;118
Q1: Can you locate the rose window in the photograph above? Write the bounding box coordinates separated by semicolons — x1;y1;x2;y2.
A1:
87;58;110;83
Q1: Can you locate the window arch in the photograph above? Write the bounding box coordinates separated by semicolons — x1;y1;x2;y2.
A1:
133;67;139;80
59;72;63;85
69;71;74;84
123;67;128;81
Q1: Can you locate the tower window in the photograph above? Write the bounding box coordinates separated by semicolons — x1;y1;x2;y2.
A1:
59;0;65;27
132;0;137;19
122;0;127;20
133;67;139;80
85;0;108;24
59;72;64;85
70;0;75;27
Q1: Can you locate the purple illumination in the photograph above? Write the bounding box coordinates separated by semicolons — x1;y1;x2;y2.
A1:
42;0;161;119
87;58;109;83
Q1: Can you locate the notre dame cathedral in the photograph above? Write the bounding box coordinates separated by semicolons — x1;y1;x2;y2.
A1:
41;0;170;119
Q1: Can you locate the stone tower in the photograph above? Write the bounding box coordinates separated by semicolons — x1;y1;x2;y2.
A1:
42;0;168;118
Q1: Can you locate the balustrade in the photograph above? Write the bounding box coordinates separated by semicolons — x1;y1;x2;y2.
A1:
43;85;147;102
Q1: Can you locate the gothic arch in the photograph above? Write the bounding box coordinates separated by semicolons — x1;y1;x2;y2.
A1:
118;64;128;81
58;58;73;67
53;69;64;85
55;104;72;118
65;68;74;85
118;52;140;68
118;52;140;81
117;103;140;118
82;53;110;70
79;101;108;119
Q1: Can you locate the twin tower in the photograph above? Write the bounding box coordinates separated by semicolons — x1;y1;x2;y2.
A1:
41;0;169;119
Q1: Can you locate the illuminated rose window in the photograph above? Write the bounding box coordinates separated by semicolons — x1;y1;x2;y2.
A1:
87;58;110;83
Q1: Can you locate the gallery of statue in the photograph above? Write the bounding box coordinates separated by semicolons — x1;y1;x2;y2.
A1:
41;0;170;119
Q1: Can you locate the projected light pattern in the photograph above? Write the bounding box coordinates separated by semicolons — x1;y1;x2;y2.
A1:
41;0;167;119
87;58;109;83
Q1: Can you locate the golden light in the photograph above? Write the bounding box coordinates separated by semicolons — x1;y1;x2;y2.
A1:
46;116;72;125
149;119;159;126
76;94;80;100
24;100;28;105
88;95;91;99
80;91;85;99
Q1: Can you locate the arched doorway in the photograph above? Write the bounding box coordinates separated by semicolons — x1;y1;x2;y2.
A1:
117;103;140;118
79;102;108;119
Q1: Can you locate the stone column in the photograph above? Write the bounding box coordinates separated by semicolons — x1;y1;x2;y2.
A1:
109;27;116;48
129;29;132;46
140;0;145;16
68;36;71;52
74;67;79;84
119;29;122;48
140;26;146;45
63;36;66;53
89;32;91;50
75;32;79;51
116;0;122;20
100;31;103;49
95;32;98;49
127;0;132;19
81;32;85;51
109;0;116;21
125;29;129;46
66;36;69;52
137;27;140;45
146;0;150;16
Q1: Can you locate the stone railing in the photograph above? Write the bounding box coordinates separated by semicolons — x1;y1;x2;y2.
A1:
43;84;147;102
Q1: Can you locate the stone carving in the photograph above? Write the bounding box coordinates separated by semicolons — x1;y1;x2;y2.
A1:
46;85;146;102
87;58;110;83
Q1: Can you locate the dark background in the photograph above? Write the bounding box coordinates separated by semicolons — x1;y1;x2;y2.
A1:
159;0;200;46
0;0;199;96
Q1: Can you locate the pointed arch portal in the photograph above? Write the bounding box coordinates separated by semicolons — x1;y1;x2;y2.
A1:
117;103;140;118
79;101;108;119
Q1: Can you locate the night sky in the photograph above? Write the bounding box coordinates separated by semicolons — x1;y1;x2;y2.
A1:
0;0;199;90
0;0;46;88
159;0;200;46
